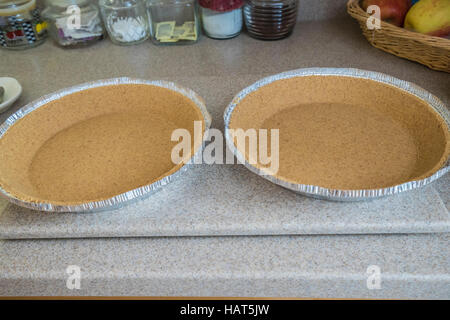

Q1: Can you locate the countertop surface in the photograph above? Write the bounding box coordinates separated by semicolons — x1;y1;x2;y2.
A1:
0;169;448;239
1;234;449;298
0;17;449;298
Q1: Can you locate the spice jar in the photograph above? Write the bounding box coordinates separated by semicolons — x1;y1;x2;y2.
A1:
147;0;199;45
199;0;243;39
0;0;47;49
99;0;150;45
243;0;298;40
42;0;104;47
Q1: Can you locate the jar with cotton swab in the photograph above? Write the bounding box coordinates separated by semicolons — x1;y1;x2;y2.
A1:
99;0;150;45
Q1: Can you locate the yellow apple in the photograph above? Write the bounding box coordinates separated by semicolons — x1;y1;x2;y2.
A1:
404;0;450;37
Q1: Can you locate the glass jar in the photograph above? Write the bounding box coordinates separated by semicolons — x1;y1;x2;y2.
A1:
199;0;243;39
0;0;47;49
99;0;150;45
42;0;103;47
243;0;298;40
147;0;199;45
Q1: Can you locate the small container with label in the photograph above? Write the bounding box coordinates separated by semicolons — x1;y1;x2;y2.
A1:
0;0;47;50
147;0;199;45
42;0;104;47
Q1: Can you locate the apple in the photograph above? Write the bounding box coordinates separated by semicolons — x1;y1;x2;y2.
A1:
361;0;412;27
404;0;450;37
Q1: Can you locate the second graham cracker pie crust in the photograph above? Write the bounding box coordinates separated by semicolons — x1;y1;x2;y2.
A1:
0;80;208;210
227;70;449;194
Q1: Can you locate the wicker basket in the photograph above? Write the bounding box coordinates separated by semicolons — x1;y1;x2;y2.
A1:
347;0;450;73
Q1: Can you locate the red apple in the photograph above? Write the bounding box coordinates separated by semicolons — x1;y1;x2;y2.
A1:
361;0;412;27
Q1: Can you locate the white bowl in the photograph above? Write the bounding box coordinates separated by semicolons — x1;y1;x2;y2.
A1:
0;77;22;113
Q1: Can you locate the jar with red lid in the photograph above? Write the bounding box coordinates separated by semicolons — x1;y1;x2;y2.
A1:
199;0;243;39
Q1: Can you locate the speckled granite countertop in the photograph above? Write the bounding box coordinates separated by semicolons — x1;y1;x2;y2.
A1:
0;172;448;239
0;17;449;298
1;234;449;298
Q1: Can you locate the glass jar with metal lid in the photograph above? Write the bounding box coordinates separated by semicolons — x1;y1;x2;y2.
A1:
42;0;104;47
0;0;47;49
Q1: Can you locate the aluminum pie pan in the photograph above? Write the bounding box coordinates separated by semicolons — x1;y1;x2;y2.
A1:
224;67;450;201
0;77;211;212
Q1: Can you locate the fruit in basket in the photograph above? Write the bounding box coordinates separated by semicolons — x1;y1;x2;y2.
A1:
404;0;450;37
361;0;412;27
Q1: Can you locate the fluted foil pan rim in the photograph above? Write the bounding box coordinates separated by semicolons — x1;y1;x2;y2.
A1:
224;67;450;201
0;77;212;212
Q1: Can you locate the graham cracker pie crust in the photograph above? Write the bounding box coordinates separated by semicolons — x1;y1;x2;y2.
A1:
0;84;205;206
229;76;449;190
